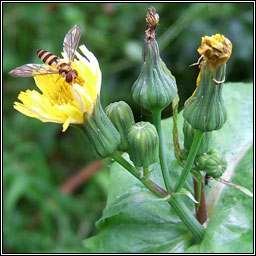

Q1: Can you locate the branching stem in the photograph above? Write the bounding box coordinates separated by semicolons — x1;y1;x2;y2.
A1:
174;130;204;192
110;151;204;243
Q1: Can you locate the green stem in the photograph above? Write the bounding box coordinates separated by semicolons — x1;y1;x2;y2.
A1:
152;110;172;193
110;151;168;198
111;151;204;243
143;166;150;181
174;130;204;192
167;194;205;243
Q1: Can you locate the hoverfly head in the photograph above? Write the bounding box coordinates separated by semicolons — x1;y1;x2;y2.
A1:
65;70;78;83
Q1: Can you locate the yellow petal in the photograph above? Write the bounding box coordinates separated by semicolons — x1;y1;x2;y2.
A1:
62;117;71;132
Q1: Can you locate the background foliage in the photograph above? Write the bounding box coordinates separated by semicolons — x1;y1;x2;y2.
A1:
3;3;253;253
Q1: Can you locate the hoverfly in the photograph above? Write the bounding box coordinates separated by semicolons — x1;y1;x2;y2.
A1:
9;25;82;84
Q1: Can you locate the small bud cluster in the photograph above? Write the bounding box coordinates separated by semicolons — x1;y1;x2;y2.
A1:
195;148;227;179
105;101;159;168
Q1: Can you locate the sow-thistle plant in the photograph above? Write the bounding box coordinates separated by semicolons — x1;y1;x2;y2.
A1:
173;33;233;193
9;7;252;248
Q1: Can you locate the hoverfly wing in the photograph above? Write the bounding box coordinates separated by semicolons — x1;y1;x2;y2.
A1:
63;25;82;63
9;64;58;78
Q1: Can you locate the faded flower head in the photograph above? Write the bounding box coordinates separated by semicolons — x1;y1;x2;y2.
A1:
197;34;232;67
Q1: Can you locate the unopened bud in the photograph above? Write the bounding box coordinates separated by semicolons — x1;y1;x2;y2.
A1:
105;101;135;152
128;122;159;167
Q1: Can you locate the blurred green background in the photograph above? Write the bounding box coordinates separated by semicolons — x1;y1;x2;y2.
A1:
3;3;253;253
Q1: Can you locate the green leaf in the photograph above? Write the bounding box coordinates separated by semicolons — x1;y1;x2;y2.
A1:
96;191;171;228
83;82;253;253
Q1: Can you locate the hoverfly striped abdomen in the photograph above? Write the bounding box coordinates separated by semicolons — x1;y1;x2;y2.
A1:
37;49;77;83
37;49;59;68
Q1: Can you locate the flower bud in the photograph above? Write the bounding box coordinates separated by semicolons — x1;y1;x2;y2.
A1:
132;37;177;112
183;62;227;132
183;34;232;132
195;148;227;179
105;101;135;152
128;121;159;167
82;98;121;159
183;120;212;155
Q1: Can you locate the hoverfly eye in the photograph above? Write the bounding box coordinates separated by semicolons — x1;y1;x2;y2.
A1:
65;73;73;83
73;70;78;77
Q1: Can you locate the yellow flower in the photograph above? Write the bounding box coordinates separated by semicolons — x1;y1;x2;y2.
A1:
14;45;101;132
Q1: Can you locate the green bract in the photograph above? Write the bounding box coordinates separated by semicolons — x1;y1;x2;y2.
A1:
183;120;212;155
105;101;135;152
82;99;121;159
128;121;159;167
183;62;227;132
132;38;177;112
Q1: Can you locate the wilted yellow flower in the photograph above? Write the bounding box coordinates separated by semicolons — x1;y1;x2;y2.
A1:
14;45;101;132
197;34;232;67
194;34;232;86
